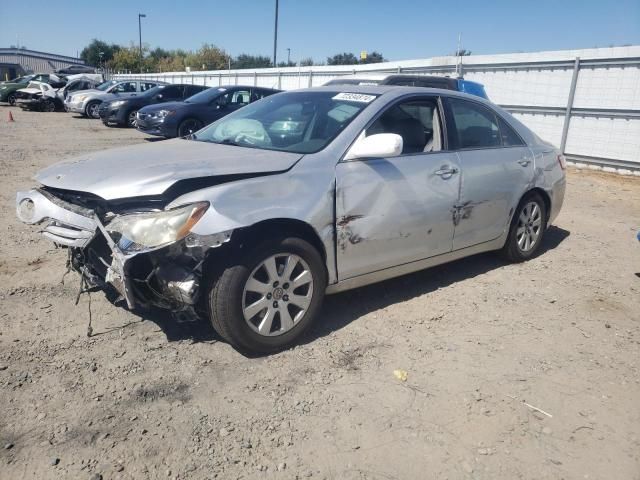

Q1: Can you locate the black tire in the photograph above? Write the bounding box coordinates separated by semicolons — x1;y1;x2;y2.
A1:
501;192;547;262
7;93;17;106
43;99;55;112
126;109;138;127
208;237;327;354
178;118;203;137
85;100;101;119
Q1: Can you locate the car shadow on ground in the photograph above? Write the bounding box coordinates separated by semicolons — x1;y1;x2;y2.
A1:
103;226;570;350
302;225;571;345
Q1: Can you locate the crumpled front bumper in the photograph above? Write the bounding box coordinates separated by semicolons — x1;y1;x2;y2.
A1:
65;100;85;113
16;189;232;313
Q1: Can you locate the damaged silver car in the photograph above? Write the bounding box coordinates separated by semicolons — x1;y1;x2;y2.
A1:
16;86;566;354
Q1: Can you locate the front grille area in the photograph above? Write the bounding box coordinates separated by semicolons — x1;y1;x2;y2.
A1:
43;222;95;247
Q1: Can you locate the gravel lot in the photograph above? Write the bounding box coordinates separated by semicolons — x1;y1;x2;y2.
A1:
1;108;639;480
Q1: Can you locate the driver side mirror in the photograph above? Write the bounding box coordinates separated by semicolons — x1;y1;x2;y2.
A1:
344;133;403;161
155;93;163;100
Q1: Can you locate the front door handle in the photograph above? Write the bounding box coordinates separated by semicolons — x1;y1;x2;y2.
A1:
434;166;459;178
517;158;531;166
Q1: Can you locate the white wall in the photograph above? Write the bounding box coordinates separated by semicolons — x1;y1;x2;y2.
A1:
117;46;640;168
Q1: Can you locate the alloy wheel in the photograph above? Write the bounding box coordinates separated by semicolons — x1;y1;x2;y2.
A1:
179;119;202;136
87;103;100;118
128;110;138;127
242;253;314;337
516;201;542;252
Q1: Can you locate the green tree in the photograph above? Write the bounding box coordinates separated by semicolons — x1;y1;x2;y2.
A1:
185;44;229;71
359;51;385;64
277;60;296;67
109;45;142;73
300;57;315;67
327;52;359;65
80;39;121;67
232;54;272;69
453;49;472;56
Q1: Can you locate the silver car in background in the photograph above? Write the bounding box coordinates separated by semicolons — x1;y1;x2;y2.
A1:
65;79;167;118
16;86;566;354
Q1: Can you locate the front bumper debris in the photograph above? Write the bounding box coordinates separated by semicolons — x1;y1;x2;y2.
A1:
16;188;232;312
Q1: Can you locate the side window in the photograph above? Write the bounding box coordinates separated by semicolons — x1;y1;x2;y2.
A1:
251;89;272;102
497;116;525;146
140;82;157;92
231;90;250;105
218;90;251;106
112;82;137;93
448;98;501;149
184;86;204;98
366;97;443;154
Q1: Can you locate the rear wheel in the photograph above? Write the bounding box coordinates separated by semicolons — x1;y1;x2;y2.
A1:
7;93;17;106
178;118;203;137
85;101;100;119
501;192;547;262
208;237;327;354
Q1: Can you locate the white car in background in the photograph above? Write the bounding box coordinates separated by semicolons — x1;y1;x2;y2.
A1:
65;79;167;118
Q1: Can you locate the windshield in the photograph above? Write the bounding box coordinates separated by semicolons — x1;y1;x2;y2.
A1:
140;85;165;97
195;91;377;154
185;87;226;104
10;75;35;84
96;80;117;91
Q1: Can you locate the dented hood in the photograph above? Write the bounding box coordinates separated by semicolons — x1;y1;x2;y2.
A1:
35;139;303;200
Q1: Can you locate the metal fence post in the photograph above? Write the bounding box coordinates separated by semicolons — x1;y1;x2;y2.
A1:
278;72;282;89
308;71;313;88
254;72;258;86
560;57;580;154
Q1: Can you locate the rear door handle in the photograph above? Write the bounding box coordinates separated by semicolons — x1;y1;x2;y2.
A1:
434;166;459;178
517;158;531;166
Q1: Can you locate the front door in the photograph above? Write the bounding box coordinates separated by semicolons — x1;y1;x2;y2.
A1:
336;96;461;280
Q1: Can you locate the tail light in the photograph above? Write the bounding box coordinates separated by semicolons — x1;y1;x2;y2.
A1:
557;154;567;170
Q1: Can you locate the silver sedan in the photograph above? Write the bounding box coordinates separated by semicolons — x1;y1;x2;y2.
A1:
16;86;566;354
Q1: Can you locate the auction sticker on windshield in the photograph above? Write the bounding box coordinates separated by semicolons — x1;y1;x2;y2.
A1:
332;92;377;103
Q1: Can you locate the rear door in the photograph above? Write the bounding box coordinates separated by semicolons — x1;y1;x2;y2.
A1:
336;95;461;279
443;97;533;250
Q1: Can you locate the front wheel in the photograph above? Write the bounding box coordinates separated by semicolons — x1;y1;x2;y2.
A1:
43;99;56;112
208;237;327;354
85;101;101;119
126;109;138;127
178;118;203;137
7;93;17;106
501;193;547;262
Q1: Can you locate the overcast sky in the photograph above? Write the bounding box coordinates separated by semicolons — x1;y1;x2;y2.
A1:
1;0;639;62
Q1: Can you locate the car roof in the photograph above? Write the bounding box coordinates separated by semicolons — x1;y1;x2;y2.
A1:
290;85;498;109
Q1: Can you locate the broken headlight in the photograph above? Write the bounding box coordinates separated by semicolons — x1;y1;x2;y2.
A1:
106;202;209;253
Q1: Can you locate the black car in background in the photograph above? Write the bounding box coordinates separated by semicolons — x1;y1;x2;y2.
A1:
99;83;209;127
136;85;281;138
55;65;97;75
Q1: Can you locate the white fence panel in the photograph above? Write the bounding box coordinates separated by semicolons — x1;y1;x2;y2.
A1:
115;46;640;170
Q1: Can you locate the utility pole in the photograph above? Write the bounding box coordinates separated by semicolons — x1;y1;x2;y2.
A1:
273;0;279;67
287;48;291;65
138;13;146;73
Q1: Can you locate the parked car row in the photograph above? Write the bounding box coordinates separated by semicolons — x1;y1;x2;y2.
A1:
14;72;567;355
1;72;103;107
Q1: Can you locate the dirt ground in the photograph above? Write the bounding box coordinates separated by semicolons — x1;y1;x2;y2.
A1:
0;108;639;480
